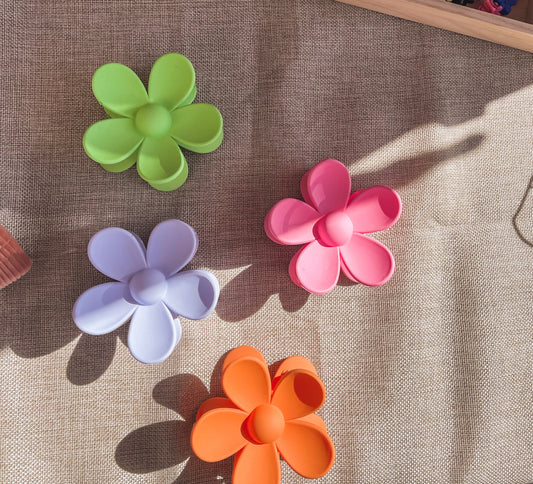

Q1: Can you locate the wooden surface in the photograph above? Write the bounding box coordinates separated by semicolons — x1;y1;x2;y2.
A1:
336;0;533;52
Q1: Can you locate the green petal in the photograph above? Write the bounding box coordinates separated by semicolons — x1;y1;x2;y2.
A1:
169;103;223;153
137;136;188;191
181;84;197;107
92;63;148;117
83;119;143;164
148;53;196;111
100;152;138;172
104;107;122;119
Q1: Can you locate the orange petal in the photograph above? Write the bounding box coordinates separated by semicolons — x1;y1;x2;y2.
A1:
223;346;267;372
191;408;247;462
298;412;328;432
273;355;318;381
195;397;238;420
271;369;325;421
233;443;281;484
222;348;271;412
277;419;335;478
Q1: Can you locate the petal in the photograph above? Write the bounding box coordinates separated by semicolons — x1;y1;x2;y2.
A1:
298;413;328;432
137;136;188;191
103;107;122;119
180;84;197;107
73;282;136;335
340;233;395;286
345;185;402;233
272;355;318;384
222;346;267;373
271;369;325;420
264;199;320;245
164;270;219;319
289;241;340;295
99;151;138;173
88;227;147;282
191;407;248;462
222;348;271;412
169;103;223;153
302;159;351;214
148;53;196;111
146;219;198;277
83;119;143;164
277;420;335;478
127;302;180;364
92;62;148;117
233;443;280;484
196;397;239;420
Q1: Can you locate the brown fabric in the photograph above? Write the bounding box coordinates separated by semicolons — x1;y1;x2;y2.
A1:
2;0;533;482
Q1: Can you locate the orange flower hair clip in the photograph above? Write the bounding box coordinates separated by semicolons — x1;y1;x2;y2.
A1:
191;346;335;483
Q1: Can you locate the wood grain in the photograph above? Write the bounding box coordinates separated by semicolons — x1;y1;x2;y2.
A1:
336;0;533;52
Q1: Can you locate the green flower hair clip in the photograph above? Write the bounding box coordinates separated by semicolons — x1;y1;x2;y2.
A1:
83;53;223;191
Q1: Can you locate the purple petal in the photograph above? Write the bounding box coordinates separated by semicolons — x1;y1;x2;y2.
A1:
73;282;136;335
163;270;219;320
128;302;181;364
147;220;198;277
88;227;147;282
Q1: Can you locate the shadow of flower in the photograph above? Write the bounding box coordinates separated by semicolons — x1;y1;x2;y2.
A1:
114;354;233;482
66;333;117;385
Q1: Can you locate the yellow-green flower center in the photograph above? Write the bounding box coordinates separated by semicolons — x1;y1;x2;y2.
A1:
135;104;172;138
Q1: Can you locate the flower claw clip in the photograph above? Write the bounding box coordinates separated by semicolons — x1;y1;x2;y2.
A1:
265;159;402;294
72;219;219;364
83;53;223;191
191;346;335;484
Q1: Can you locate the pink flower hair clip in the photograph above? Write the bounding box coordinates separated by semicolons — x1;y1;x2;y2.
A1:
265;159;402;294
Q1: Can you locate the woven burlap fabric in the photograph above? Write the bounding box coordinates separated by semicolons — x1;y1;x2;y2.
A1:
1;0;533;482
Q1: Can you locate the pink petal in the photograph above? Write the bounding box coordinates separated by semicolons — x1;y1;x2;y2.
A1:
264;199;320;245
301;159;351;214
345;186;401;233
289;241;340;294
340;233;395;286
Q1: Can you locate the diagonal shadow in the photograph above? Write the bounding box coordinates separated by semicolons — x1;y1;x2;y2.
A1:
66;323;129;386
1;0;528;376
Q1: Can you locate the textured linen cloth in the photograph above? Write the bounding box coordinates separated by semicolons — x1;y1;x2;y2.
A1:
1;0;533;482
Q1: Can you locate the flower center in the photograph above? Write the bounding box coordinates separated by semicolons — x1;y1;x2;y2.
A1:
247;404;285;444
128;268;168;306
315;210;353;247
134;104;172;138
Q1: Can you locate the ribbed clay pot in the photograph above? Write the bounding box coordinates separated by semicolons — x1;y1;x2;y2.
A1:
0;225;31;289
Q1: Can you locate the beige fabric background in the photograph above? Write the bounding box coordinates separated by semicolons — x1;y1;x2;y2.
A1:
2;0;533;482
